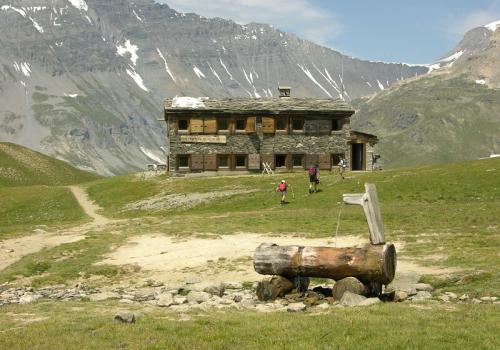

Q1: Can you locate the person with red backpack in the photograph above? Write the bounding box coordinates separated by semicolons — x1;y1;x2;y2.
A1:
276;180;288;205
308;163;320;194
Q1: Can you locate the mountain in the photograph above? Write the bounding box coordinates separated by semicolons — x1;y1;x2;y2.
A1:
0;141;100;186
0;0;428;175
352;21;500;168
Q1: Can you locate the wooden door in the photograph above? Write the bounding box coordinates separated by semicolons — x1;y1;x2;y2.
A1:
246;117;256;133
248;154;261;170
191;155;204;170
318;154;331;170
190;117;204;133
262;117;275;133
203;154;217;171
204;117;217;134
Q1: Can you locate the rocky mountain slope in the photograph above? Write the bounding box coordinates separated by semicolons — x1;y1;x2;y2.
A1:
352;21;500;168
0;0;428;175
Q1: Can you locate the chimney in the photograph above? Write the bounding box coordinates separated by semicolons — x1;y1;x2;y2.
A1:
278;86;291;97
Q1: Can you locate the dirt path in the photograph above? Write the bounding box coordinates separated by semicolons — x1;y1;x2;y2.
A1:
0;186;116;271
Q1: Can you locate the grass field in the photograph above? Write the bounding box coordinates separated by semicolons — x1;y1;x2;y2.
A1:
0;301;498;350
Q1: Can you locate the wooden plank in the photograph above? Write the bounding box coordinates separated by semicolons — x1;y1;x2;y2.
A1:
248;154;261;170
203;154;217;171
262;117;275;133
318;154;331;170
190;117;204;133
363;183;385;245
246;117;256;133
190;155;204;170
203;117;217;134
261;154;274;169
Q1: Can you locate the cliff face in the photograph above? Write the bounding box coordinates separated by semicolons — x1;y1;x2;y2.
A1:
0;0;428;175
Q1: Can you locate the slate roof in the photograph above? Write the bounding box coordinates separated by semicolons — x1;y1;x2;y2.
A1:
164;97;354;114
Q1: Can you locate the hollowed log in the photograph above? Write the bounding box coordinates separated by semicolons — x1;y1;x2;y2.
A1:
254;243;396;285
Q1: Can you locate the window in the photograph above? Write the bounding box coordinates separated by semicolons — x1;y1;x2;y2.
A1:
235;118;246;131
332;153;344;166
178;118;189;131
276;117;288;131
291;118;304;131
292;154;304;168
217;118;230;132
332;119;343;131
235;154;247;168
178;155;189;168
218;154;230;168
275;154;287;168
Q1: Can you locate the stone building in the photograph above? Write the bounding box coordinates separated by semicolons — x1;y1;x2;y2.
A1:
164;89;378;174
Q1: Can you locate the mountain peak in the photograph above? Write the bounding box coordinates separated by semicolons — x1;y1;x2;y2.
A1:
484;20;500;32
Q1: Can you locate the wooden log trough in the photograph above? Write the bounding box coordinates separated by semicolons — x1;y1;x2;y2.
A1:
253;183;397;296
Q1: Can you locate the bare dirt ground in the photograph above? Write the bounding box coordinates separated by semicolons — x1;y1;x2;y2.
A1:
0;186;120;271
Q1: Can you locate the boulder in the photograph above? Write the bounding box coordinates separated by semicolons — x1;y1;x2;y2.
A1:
332;277;368;300
287;302;307;312
316;302;330;310
19;294;42;304
393;291;409;302
173;296;187;305
256;276;294;301
114;312;135;323
157;293;174;307
222;281;243;290
186;291;211;304
414;283;434;292
480;296;497;302
203;284;225;297
411;291;432;302
358;298;381;307
340;291;367;306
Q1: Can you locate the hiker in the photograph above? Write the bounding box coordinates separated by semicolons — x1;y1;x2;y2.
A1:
308;163;319;194
276;180;288;204
338;158;347;179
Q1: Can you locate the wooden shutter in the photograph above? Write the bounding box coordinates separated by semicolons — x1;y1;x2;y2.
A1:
305;154;319;168
261;154;275;169
190;117;204;133
203;154;217;171
191;155;204;170
204;117;217;134
318;154;331;170
246;117;256;133
262;117;275;133
248;154;261;170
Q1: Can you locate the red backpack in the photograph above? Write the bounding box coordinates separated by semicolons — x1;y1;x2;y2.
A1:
308;166;317;175
278;182;287;191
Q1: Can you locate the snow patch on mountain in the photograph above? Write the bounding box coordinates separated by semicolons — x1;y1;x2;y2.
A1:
156;48;176;82
126;68;149;92
1;5;26;17
377;80;385;90
13;62;31;77
193;66;206;79
132;10;143;22
140;146;165;164
297;64;332;98
440;50;464;64
117;40;139;66
68;0;88;12
484;20;500;32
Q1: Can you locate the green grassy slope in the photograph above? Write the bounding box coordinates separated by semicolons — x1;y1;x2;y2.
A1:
0;142;100;187
352;76;500;168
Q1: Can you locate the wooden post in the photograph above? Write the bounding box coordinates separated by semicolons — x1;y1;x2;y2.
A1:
254;242;396;285
343;183;385;245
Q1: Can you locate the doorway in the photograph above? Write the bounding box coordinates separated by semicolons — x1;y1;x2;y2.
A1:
351;144;365;171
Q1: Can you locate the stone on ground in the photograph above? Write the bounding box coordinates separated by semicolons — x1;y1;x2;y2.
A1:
358;298;381;307
19;293;42;304
157;293;174;307
256;276;294;301
287;302;307;312
340;291;367;306
413;283;434;292
332;277;368;300
411;291;432;302
393;290;409;302
203;284;225;297
114;312;135;323
222;281;243;289
187;291;211;304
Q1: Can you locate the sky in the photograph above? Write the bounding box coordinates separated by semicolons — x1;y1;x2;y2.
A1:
159;0;500;63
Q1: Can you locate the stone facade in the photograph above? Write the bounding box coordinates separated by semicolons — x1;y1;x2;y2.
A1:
164;97;378;174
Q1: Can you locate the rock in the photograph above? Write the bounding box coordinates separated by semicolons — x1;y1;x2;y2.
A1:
459;294;469;301
413;283;434;292
312;286;333;297
316;302;330;310
438;295;450;302
19;294;42;304
203;284;225;297
145;279;164;287
340;291;367;306
157;293;174;307
393;291;409;302
185;277;202;285
472;298;482;304
411;291;432;302
287;302;307;312
256;276;294;301
232;294;243;303
358;298;381;307
332;277;368;300
480;296;497;302
119;299;134;304
186;291;211;304
255;304;275;313
222;281;243;290
89;292;121;301
114;312;135;323
303;291;322;307
444;292;457;299
173;296;187;305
